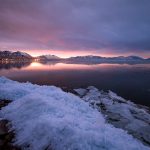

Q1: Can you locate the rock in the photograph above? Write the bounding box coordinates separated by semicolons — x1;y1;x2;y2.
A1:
0;143;21;150
0;120;9;136
4;132;15;142
75;87;150;146
0;99;11;109
0;139;4;146
0;120;21;150
0;100;21;150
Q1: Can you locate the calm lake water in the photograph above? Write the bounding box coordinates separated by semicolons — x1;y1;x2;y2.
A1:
0;61;150;106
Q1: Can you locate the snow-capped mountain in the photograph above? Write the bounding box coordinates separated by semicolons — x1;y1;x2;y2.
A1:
37;54;61;60
67;55;148;62
0;50;32;61
68;55;102;61
146;58;150;61
0;51;149;64
112;56;143;61
11;51;32;58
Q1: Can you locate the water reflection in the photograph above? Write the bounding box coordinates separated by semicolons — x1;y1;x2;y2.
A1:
0;61;150;70
25;62;122;71
0;61;150;106
0;61;32;70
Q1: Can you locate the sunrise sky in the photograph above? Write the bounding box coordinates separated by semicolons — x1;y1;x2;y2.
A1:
0;0;150;58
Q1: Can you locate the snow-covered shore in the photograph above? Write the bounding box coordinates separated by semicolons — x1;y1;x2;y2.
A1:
74;87;150;146
0;77;150;150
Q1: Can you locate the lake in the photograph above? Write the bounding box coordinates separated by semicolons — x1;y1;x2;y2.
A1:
0;61;150;106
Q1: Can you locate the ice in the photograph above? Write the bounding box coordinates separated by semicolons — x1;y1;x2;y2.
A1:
0;77;149;150
75;87;150;146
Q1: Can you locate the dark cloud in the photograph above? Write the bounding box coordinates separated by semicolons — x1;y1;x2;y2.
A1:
0;0;150;56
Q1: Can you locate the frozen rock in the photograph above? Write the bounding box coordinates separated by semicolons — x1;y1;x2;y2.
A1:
0;77;150;150
75;87;150;146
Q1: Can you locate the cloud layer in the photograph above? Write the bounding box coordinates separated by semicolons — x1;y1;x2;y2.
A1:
0;0;150;56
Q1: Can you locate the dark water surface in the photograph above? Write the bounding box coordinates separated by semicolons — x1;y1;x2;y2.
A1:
0;62;150;106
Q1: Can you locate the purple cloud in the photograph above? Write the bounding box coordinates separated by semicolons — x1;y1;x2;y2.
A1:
0;0;150;56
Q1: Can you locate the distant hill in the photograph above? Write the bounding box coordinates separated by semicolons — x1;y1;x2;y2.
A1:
0;51;33;62
66;55;149;63
146;58;150;61
37;55;61;61
0;50;149;64
0;51;62;62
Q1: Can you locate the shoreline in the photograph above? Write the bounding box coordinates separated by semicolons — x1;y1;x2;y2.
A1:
0;78;150;150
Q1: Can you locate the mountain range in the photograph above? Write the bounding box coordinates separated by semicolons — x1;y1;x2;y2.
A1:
0;50;150;63
0;51;32;61
37;54;61;61
67;55;150;62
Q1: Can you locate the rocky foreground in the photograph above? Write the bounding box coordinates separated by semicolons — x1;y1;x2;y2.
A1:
0;77;150;150
74;87;150;146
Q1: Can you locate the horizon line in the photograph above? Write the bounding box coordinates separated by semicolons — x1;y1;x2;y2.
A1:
0;50;149;59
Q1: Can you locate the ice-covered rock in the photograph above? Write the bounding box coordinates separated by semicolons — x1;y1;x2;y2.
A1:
0;77;150;150
74;87;150;146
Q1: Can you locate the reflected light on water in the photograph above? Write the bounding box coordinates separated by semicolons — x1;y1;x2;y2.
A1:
24;62;150;71
30;62;43;68
24;62;123;71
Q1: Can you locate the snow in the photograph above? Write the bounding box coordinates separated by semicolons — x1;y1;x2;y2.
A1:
19;52;32;58
75;87;150;146
41;55;60;60
67;55;147;62
0;77;150;150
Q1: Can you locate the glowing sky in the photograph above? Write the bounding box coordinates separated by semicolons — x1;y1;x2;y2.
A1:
0;0;150;58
